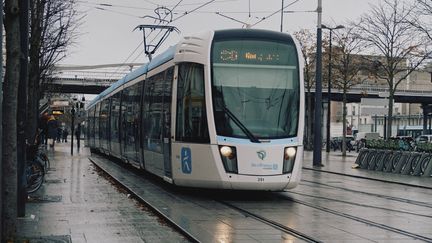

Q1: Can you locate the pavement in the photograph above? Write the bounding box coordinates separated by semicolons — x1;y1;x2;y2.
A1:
17;141;189;243
16;142;431;242
303;150;432;189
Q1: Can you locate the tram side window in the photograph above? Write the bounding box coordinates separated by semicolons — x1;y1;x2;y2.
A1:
110;92;121;143
94;103;101;146
99;98;110;148
176;63;209;143
143;72;165;152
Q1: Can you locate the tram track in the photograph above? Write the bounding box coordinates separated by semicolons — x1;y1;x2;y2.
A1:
300;179;432;208
90;155;323;242
287;191;432;218
91;154;432;242
217;200;322;243
89;156;200;243
276;194;432;242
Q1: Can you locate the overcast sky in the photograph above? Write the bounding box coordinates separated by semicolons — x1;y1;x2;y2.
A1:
63;0;381;66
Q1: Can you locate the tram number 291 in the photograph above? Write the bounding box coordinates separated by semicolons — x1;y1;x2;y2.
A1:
257;177;265;182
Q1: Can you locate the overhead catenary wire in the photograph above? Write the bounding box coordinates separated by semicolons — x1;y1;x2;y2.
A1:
147;0;216;46
81;0;219;78
251;0;301;27
107;0;185;76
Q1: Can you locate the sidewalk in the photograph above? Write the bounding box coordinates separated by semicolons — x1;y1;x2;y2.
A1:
17;142;189;243
303;150;432;189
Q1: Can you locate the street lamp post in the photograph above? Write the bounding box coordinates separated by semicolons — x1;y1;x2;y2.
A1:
71;107;75;155
321;24;344;153
313;0;323;166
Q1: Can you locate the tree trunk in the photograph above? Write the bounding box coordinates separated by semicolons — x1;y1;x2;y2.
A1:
2;0;21;241
27;0;44;144
387;92;394;139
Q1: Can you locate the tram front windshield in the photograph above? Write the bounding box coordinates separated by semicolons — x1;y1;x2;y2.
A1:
212;39;299;139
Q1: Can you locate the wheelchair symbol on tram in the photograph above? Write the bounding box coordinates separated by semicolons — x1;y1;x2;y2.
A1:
181;147;192;174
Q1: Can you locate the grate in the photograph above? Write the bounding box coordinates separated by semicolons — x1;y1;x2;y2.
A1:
20;235;71;243
45;179;63;184
27;195;62;203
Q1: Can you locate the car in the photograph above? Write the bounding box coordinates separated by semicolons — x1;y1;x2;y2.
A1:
416;135;432;144
330;136;355;152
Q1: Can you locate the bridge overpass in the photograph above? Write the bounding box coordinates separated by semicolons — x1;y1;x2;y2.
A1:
48;64;432;105
46;63;143;94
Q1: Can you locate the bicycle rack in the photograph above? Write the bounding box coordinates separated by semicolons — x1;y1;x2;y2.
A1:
383;151;401;172
392;152;410;173
361;150;377;169
355;149;432;177
368;150;385;170
401;152;422;175
411;153;432;176
422;155;432;177
376;150;393;171
355;149;369;166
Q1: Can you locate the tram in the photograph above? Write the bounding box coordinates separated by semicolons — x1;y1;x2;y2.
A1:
86;29;304;191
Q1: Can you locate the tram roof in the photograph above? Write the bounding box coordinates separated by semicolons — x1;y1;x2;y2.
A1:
87;45;176;109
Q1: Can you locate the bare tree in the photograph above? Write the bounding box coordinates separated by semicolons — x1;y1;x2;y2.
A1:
415;0;432;41
331;27;365;156
294;29;316;150
2;0;20;241
356;0;430;138
27;0;80;143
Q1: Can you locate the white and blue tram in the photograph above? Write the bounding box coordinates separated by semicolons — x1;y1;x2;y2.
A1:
86;29;304;191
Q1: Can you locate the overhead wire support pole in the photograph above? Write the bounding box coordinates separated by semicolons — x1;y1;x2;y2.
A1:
0;0;3;236
321;24;344;153
280;0;284;32
313;0;323;167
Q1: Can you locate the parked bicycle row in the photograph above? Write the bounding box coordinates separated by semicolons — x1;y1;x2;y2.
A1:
26;131;51;194
354;148;432;177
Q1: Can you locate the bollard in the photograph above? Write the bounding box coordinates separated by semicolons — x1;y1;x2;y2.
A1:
392;151;410;173
401;152;421;175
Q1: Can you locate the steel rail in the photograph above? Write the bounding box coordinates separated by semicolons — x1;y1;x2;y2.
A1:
217;200;322;243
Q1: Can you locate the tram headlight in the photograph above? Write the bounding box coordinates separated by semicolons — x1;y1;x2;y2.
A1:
219;145;238;174
220;146;234;158
283;147;297;173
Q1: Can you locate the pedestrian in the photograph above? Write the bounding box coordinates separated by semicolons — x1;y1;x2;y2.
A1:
75;124;81;150
62;129;69;142
57;127;63;143
47;115;58;148
39;112;49;145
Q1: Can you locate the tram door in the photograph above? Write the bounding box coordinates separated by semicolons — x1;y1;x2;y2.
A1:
121;83;142;168
163;68;174;177
143;68;173;177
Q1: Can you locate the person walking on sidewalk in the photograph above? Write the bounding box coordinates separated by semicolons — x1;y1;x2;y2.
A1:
47;115;58;148
62;129;69;142
75;124;81;151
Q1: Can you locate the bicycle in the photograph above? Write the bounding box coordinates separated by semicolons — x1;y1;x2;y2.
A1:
26;156;45;193
26;142;48;193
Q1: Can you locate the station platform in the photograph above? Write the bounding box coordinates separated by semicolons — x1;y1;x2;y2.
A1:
16;143;432;242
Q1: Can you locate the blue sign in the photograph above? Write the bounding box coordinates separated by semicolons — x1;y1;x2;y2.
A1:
181;147;192;174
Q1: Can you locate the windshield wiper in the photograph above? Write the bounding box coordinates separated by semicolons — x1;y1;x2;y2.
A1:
218;104;261;143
